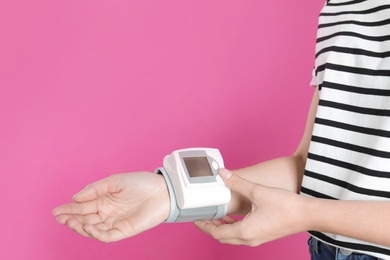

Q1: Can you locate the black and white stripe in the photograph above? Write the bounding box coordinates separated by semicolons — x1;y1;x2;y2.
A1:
301;0;390;259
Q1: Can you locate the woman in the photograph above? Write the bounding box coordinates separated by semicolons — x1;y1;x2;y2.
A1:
53;1;390;259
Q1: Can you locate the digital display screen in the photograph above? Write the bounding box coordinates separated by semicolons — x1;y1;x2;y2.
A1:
184;157;213;177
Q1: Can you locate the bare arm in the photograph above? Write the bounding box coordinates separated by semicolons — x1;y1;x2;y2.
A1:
228;88;319;215
196;171;390;248
306;197;390;247
196;89;390;248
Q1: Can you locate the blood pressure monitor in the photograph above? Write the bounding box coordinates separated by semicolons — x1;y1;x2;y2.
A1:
155;148;231;222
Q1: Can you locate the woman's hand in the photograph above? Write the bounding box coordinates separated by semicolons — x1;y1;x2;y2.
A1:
194;169;309;246
53;171;170;243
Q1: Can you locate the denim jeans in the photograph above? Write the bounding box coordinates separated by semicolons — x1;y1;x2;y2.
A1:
308;237;382;260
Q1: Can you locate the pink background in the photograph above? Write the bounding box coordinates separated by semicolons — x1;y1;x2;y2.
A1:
0;0;323;259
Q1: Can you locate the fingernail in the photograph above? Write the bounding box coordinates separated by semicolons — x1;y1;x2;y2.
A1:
56;216;65;224
67;224;75;231
193;220;206;226
52;208;59;216
220;169;232;179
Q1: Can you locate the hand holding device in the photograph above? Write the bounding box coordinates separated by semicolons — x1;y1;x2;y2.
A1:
194;170;306;246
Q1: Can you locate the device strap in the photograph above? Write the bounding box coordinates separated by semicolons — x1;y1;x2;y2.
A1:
155;167;227;222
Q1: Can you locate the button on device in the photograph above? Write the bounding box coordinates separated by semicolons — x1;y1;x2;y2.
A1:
212;161;219;171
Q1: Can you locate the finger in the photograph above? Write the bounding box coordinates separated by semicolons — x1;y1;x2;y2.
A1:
209;215;238;226
221;215;237;224
63;215;115;239
72;175;121;203
83;224;125;243
91;222;111;232
52;200;98;216
57;214;105;238
219;169;258;200
210;219;224;226
56;213;102;226
56;214;71;224
64;218;93;238
194;219;244;242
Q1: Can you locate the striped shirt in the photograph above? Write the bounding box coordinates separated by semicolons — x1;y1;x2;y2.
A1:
300;0;390;258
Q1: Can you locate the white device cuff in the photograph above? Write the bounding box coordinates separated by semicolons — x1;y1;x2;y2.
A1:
155;167;228;222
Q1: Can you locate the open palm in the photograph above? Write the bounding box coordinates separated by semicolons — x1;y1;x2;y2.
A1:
53;171;170;243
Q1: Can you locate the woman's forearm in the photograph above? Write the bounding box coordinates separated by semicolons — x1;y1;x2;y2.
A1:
305;196;390;247
228;154;306;215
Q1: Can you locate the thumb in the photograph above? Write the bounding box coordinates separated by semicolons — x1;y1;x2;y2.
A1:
72;175;120;203
219;169;257;199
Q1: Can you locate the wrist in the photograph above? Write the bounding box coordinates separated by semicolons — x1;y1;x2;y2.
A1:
299;195;318;232
228;190;251;216
154;173;171;222
226;170;252;216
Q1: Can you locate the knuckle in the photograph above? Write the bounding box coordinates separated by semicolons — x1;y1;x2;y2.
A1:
229;175;244;188
219;239;230;245
246;240;261;247
105;239;115;244
241;232;253;242
210;230;224;241
210;231;220;241
236;227;247;239
78;203;86;213
237;226;258;246
100;238;111;244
